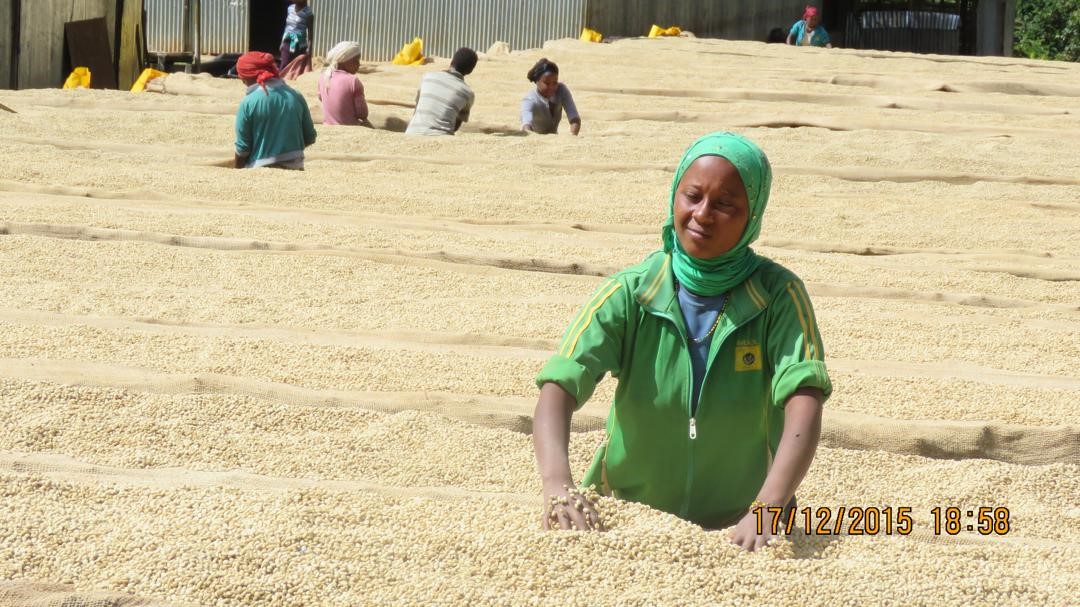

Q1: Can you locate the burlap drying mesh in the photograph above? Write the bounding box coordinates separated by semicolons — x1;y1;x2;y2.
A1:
1;236;1074;605
0;220;619;282
821;410;1079;466
0;362;599;437
2;204;1076;468
1;378;1074;508
0;581;186;607
3;362;1075;468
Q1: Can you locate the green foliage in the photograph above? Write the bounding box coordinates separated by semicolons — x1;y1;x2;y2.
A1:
1014;0;1080;61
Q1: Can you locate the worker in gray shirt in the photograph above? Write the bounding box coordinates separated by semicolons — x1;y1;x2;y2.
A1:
406;48;477;136
520;59;581;136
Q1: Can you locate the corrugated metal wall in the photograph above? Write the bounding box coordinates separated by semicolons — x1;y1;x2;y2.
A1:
146;0;185;54
316;0;585;61
146;0;585;61
143;0;1018;61
586;0;807;42
17;0;117;89
146;0;248;55
200;0;248;54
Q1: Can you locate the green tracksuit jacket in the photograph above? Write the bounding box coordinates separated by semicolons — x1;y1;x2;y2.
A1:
536;251;832;528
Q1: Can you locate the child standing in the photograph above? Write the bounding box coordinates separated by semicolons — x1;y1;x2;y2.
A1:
280;0;314;70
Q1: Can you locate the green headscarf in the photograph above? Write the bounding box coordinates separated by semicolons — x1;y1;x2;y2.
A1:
661;132;772;296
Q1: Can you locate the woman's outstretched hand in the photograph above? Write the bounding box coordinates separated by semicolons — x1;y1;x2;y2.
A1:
728;509;778;552
542;480;602;531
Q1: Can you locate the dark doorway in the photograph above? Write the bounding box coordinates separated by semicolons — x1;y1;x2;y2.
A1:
249;0;290;55
8;0;21;88
822;0;855;47
833;1;971;55
957;0;977;54
64;17;119;89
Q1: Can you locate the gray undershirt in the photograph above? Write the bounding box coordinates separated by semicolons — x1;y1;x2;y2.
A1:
677;286;727;415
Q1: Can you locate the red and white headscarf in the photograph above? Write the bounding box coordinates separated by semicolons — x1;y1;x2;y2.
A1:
236;51;280;94
803;5;819;20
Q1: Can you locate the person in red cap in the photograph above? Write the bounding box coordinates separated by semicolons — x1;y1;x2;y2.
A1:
786;5;832;48
233;51;316;170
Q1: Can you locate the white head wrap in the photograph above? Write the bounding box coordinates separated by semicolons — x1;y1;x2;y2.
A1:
324;41;363;80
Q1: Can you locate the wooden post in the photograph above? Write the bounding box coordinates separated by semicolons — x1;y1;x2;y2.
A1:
117;0;144;90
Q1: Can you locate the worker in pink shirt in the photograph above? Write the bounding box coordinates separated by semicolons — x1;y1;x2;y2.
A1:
318;41;371;127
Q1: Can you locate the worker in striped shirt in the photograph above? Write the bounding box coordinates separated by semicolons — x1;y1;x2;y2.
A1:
405;48;478;136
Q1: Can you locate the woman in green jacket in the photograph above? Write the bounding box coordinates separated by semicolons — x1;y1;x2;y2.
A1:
533;132;832;551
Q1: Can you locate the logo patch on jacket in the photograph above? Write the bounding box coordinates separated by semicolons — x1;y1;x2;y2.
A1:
735;341;762;372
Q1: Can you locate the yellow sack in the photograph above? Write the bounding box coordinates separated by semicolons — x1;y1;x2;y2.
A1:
391;37;425;66
130;68;168;93
580;28;603;43
648;25;682;38
63;67;92;89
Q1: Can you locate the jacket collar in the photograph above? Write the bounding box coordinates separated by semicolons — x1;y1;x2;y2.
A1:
633;252;769;326
245;78;284;95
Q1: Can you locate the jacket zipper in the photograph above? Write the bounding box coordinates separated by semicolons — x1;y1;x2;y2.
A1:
654;307;745;519
680;349;696;519
675;307;732;518
650;288;767;520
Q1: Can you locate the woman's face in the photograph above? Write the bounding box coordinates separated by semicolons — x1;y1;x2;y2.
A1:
673;156;750;260
536;72;559;98
340;57;361;74
806;14;820;28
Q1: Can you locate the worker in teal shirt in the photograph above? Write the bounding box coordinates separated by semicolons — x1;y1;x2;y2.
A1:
787;5;832;48
234;52;316;170
533;132;831;552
